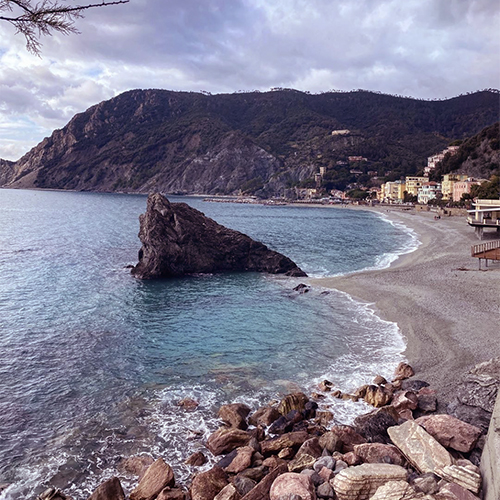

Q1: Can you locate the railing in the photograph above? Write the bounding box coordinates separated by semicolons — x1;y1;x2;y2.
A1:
467;216;500;226
471;240;500;257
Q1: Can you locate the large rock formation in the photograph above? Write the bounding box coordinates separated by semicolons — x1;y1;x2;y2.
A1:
131;193;307;279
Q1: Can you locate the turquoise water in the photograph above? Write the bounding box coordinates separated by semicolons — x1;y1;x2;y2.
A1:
0;190;417;498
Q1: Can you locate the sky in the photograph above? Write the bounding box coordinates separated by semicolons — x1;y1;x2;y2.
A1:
0;0;499;161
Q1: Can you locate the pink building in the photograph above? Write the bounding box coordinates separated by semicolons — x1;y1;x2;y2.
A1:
453;180;481;202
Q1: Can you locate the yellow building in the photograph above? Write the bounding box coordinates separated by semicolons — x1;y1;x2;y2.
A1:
405;176;427;196
381;181;406;202
441;174;469;200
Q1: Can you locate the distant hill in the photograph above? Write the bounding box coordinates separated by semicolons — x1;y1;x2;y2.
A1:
1;88;499;196
430;122;499;180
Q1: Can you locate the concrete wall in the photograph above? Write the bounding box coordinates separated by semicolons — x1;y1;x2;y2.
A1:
480;392;500;500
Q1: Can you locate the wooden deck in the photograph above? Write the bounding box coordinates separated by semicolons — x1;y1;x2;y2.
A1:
471;240;500;268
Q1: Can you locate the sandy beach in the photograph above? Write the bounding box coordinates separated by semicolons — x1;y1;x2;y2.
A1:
311;207;500;405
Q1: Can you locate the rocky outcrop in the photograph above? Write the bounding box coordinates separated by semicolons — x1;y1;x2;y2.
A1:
129;458;175;500
87;477;125;500
131;194;306;279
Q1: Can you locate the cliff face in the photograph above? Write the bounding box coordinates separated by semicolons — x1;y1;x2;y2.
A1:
0;159;15;186
131;193;307;278
3;89;500;196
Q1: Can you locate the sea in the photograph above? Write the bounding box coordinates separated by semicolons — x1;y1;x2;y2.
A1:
0;189;419;499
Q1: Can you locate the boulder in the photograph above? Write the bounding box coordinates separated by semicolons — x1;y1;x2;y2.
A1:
249;407;281;427
331;463;408;500
130;458;175;500
241;464;288;500
225;446;254;474
190;467;228;500
353;443;406;466
387;421;453;474
415;414;481;453
178;398;199;410
207;428;252;455
233;476;256;497
117;455;154;479
288;453;317;472
270;473;316;500
353;406;399;444
437;481;481;499
131;194;307;279
369;480;417;500
157;488;187;500
218;403;251;430
214;484;242;500
316;481;334;499
434;464;482;494
364;385;392;407
393;363;415;381
401;380;429;392
416;387;437;413
320;426;366;453
185;451;207;466
260;431;310;455
318;380;334;392
373;375;388;386
87;478;125;500
313;456;336;472
391;391;419;413
296;438;323;459
278;393;309;416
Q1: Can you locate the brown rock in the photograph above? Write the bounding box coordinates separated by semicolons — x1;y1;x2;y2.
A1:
88;478;125;500
233;476;256;497
260;431;310;455
398;409;414;421
318;380;334;392
387;421;453;474
342;452;362;466
322;426;366;453
296;438;323;459
241;464;288;500
373;375;388;385
130;458;175;500
392;391;419;412
262;456;287;469
315;411;334;427
438;481;480;499
270;472;316;500
417;387;438;413
354;385;369;399
415;414;482;454
190;467;229;500
277;447;295;460
207;428;252;455
393;362;415;381
435;464;482;494
185;451;207;466
214;484;241;500
118;455;154;479
277;393;309;416
178;398;199;410
287;453;317;472
364;385;392;407
318;466;335;482
225;447;254;474
353;406;399;444
218;403;251;430
331;390;342;398
353;443;406;466
331;463;408;500
412;473;439;495
248;407;281;427
369;480;417;499
157;488;187;500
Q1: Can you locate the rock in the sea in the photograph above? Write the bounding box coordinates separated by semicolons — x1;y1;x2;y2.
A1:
131;194;307;279
387;421;453;474
185;451;207;466
363;385;392;408
218;403;251;430
393;363;415;381
190;467;229;500
88;477;125;500
415;414;482;453
331;463;408;500
130;458;175;500
277;393;309;416
261;431;310;455
207;428;252;455
249;406;281;427
270;472;316;500
118;455;154;479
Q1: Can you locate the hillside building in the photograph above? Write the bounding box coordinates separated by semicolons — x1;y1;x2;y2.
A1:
417;182;442;204
381;181;406;203
405;176;427;196
453;179;483;202
424;146;460;175
441;174;469;200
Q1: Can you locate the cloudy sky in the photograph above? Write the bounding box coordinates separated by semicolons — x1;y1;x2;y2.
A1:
0;0;499;160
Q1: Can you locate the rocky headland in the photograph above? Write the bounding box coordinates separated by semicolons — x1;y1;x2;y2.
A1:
36;357;500;500
131;193;307;279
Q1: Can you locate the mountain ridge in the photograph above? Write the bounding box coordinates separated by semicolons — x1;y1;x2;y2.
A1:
1;88;499;196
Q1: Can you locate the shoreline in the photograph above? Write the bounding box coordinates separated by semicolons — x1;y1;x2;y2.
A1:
311;207;500;405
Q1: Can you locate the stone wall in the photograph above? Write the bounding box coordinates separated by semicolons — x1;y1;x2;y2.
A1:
480;392;500;500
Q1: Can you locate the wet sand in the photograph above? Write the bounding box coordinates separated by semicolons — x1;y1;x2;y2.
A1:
311;208;500;404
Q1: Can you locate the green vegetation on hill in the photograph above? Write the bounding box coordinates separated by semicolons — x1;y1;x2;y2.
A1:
2;89;499;196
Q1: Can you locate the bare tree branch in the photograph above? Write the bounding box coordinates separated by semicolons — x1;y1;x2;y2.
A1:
0;0;129;55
